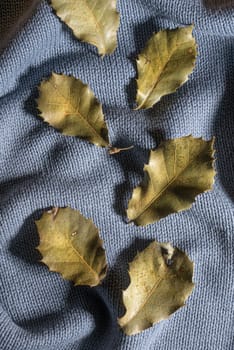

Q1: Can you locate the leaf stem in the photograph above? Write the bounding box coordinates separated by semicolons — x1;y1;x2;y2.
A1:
108;145;134;155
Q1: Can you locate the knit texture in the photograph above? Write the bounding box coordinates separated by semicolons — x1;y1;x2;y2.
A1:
0;1;234;349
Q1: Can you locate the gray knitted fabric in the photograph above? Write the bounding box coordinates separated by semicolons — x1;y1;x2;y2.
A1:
0;1;234;349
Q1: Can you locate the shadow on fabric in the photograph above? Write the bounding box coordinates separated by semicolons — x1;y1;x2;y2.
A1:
66;286;118;350
112;141;149;221
126;17;161;109
9;208;45;264
112;128;167;221
15;286;116;350
203;0;234;8
105;238;153;319
213;66;234;202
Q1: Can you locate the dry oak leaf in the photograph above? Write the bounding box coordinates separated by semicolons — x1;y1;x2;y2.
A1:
50;0;120;56
127;136;215;226
37;73;130;154
118;241;194;335
135;25;197;109
36;207;107;287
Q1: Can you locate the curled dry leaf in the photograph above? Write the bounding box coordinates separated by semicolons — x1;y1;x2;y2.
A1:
50;0;120;56
118;241;194;335
37;73;128;154
36;207;107;287
127;136;215;226
135;25;197;109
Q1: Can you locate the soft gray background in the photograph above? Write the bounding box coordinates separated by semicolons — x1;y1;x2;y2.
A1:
0;1;233;349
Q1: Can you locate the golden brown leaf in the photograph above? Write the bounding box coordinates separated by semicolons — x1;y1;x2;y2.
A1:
50;0;120;55
36;207;107;287
135;25;197;109
118;241;194;335
127;136;215;226
37;72;109;148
